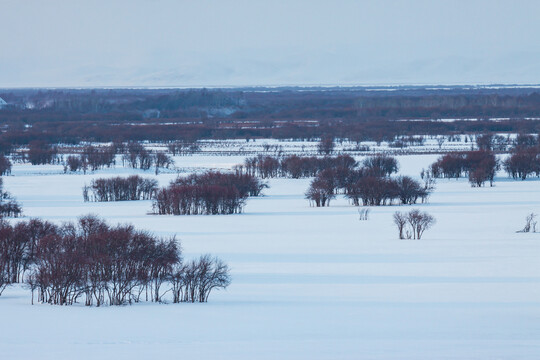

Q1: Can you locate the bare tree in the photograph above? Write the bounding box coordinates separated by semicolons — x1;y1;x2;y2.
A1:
196;255;231;302
393;212;408;239
407;209;436;240
518;213;538;233
0;252;10;296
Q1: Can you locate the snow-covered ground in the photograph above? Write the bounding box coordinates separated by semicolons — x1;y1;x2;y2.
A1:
1;150;540;359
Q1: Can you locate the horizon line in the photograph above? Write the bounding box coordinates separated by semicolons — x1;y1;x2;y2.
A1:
3;83;540;91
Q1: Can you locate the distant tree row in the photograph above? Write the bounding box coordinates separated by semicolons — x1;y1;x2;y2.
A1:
237;154;357;179
476;133;540;152
167;141;201;156
4;88;540;146
154;172;266;215
63;143;173;174
25;142;170;173
83;175;158;202
0;215;230;305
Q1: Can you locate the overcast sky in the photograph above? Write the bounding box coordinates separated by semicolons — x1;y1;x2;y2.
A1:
1;0;540;87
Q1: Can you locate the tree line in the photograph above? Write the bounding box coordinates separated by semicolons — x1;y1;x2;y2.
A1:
236;154;358;179
0;215;230;305
22;142;173;176
2;112;540;151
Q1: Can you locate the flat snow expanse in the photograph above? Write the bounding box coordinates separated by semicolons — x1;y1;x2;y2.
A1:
2;153;540;359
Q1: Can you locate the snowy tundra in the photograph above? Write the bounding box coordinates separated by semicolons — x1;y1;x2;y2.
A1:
1;149;540;360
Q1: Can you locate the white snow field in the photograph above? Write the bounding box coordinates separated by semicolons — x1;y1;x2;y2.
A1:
1;151;540;360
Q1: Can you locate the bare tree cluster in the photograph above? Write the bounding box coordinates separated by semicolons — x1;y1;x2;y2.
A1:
0;215;230;305
170;255;231;303
154;171;266;215
120;143;173;174
475;134;512;151
430;150;499;187
0;178;22;217
65;155;84;172
305;156;431;207
26;141;59;165
0;219;57;296
122;142;154;170
503;147;540;180
305;176;336;207
393;210;436;240
65;145;117;173
83;175;158;202
154;151;174;174
83;145;116;171
346;176;430;207
154;185;245;215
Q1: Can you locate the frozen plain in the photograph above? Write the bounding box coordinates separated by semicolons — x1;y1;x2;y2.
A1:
1;151;540;359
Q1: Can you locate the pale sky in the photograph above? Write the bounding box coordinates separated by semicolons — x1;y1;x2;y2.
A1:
1;0;540;87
